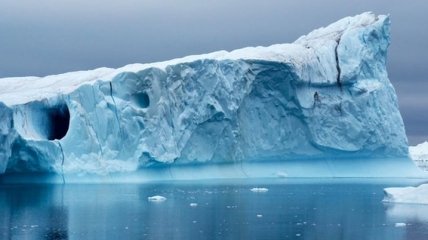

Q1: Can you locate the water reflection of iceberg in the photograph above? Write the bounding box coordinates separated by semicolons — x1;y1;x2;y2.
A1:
386;203;428;222
0;185;69;240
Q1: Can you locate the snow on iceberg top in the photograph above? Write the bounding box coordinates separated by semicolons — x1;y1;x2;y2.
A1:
0;12;385;106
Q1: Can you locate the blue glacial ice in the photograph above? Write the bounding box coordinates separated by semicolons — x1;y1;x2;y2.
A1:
0;12;423;179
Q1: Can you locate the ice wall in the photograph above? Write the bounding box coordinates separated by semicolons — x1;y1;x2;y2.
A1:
0;12;413;176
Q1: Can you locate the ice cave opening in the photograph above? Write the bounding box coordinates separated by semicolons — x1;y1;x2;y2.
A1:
132;92;150;108
14;101;71;141
46;103;70;140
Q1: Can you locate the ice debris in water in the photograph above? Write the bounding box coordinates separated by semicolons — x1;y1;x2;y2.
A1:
148;195;167;202
190;203;198;207
250;188;269;193
395;223;406;227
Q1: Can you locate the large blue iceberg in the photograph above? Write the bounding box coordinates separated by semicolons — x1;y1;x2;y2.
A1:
0;12;421;179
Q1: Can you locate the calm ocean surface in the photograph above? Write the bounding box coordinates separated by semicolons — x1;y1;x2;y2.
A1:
1;179;428;240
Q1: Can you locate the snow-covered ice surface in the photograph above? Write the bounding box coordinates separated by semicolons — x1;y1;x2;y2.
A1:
0;12;423;179
384;184;428;205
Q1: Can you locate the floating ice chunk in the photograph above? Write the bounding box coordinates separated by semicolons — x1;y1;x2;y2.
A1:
190;203;198;207
256;214;263;218
384;184;428;204
148;195;167;202
395;223;406;227
250;187;269;193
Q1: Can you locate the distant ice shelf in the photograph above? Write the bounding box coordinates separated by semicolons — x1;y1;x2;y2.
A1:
0;12;423;179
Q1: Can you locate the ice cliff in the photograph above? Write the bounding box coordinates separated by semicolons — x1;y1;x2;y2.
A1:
0;12;411;176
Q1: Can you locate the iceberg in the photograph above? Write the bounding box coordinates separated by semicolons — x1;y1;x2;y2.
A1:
384;184;428;205
410;141;428;170
383;142;428;204
0;12;422;179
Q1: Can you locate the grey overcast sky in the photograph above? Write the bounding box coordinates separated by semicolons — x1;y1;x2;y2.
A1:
0;0;427;144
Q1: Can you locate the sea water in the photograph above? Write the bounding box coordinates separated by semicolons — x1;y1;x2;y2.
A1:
0;179;427;240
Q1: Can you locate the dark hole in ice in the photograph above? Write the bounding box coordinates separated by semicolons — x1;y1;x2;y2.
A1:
133;92;150;108
46;103;70;140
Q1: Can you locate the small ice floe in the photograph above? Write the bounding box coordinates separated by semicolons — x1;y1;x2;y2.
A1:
250;187;269;193
256;214;263;218
148;195;167;202
395;223;406;227
190;203;198;207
